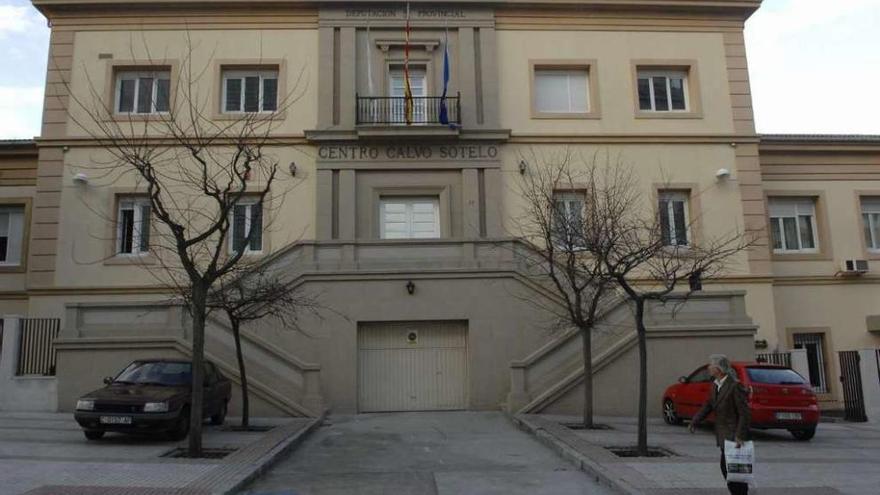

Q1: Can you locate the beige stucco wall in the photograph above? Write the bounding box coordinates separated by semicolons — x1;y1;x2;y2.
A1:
66;28;319;138
497;30;733;134
52;146;317;288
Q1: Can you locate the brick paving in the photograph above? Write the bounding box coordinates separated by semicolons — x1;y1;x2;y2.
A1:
0;413;319;495
515;414;880;495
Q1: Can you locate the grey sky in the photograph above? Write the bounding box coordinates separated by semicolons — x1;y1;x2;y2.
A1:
1;0;879;139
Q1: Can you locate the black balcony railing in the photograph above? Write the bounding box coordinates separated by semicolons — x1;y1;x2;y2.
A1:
356;93;461;125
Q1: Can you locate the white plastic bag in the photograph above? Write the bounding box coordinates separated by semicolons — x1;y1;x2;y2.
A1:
724;440;755;485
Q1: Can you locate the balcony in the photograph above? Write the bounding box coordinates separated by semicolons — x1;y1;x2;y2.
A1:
356;94;461;127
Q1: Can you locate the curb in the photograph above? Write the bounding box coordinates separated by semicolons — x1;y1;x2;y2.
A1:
185;413;326;495
509;414;647;495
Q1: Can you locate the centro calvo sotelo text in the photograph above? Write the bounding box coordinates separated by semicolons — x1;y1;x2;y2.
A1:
317;144;499;161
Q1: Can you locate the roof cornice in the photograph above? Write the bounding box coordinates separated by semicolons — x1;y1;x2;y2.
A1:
32;0;762;20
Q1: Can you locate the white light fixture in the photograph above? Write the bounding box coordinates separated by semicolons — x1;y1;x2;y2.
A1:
715;168;731;181
73;172;89;184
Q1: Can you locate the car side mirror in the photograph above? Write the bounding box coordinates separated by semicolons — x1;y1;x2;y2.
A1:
678;376;688;384
103;376;114;385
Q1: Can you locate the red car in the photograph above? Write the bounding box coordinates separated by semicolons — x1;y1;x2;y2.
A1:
662;362;819;440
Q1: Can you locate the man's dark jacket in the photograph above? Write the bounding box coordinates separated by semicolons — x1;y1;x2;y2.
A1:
692;376;751;447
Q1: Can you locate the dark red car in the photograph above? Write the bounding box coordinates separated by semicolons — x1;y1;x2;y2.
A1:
662;361;819;440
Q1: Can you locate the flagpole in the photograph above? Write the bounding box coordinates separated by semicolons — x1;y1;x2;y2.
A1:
404;1;413;125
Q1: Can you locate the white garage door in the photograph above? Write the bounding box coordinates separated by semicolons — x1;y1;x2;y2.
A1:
358;321;468;412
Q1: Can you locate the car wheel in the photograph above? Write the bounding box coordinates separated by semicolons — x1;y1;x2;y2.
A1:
790;427;816;441
210;401;228;426
169;407;191;441
663;399;683;425
83;430;104;441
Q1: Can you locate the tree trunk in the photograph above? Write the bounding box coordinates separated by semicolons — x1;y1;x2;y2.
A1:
581;326;594;429
635;298;648;456
231;319;249;428
188;283;207;457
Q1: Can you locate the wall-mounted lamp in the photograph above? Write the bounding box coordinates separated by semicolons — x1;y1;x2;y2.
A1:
406;280;415;295
72;172;89;185
289;161;297;177
688;270;703;292
518;160;528;175
715;168;731;182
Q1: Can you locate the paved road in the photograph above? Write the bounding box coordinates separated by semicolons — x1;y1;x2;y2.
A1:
240;411;614;495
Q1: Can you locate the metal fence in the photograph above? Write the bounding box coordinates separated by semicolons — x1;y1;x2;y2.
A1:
838;350;867;422
16;318;61;376
755;351;791;368
356;94;461;125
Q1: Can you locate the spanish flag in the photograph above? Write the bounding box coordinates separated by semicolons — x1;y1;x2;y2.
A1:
403;2;414;125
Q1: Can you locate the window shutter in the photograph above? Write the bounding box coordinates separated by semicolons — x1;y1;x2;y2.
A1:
120;208;135;253
232;204;248;252
8;207;25;264
136;78;154;114
637;78;652;110
262;78;278;112
652;77;669;111
658;199;671;245
139;204;151;252
225;78;242;112
118;79;135;113
672;201;688;245
249;202;263;251
244;76;260;112
669;78;686;110
155;78;170;112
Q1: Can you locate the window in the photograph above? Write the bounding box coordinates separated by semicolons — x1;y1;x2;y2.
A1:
0;206;25;265
861;197;880;252
380;197;440;239
116;70;171;114
389;66;427;123
687;366;712;383
637;70;688;112
222;69;279;113
769;198;818;253
793;333;828;393
230;200;263;254
658;191;689;247
117;197;151;255
534;68;589;114
553;192;585;248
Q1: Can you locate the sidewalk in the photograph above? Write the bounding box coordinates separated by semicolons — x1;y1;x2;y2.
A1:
0;412;321;495
513;414;880;495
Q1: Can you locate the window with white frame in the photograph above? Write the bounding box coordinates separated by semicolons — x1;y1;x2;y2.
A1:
768;197;819;253
230;200;263;254
0;205;25;265
658;191;690;247
222;69;279;113
861;197;880;251
552;192;585;248
637;69;688;112
389;66;427;123
534;68;589;114
117;197;151;255
380;197;440;239
115;70;171;114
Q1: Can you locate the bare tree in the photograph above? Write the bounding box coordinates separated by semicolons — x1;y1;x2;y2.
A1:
580;161;755;456
513;149;612;429
206;263;320;429
54;33;306;456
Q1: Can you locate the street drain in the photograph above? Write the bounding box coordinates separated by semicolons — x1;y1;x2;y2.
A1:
161;447;237;459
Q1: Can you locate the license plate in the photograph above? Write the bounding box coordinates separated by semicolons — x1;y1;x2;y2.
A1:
100;416;132;425
775;412;802;421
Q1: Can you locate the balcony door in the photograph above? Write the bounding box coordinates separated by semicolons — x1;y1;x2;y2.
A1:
389;67;427;124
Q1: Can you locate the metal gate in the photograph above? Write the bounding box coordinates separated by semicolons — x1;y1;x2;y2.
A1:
838;351;867;422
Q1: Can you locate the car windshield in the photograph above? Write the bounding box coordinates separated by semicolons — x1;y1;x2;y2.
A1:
114;361;192;386
746;367;806;385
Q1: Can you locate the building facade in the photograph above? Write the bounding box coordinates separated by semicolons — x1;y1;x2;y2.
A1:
0;0;877;416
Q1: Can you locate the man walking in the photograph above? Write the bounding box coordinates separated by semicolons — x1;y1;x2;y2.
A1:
689;354;751;495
